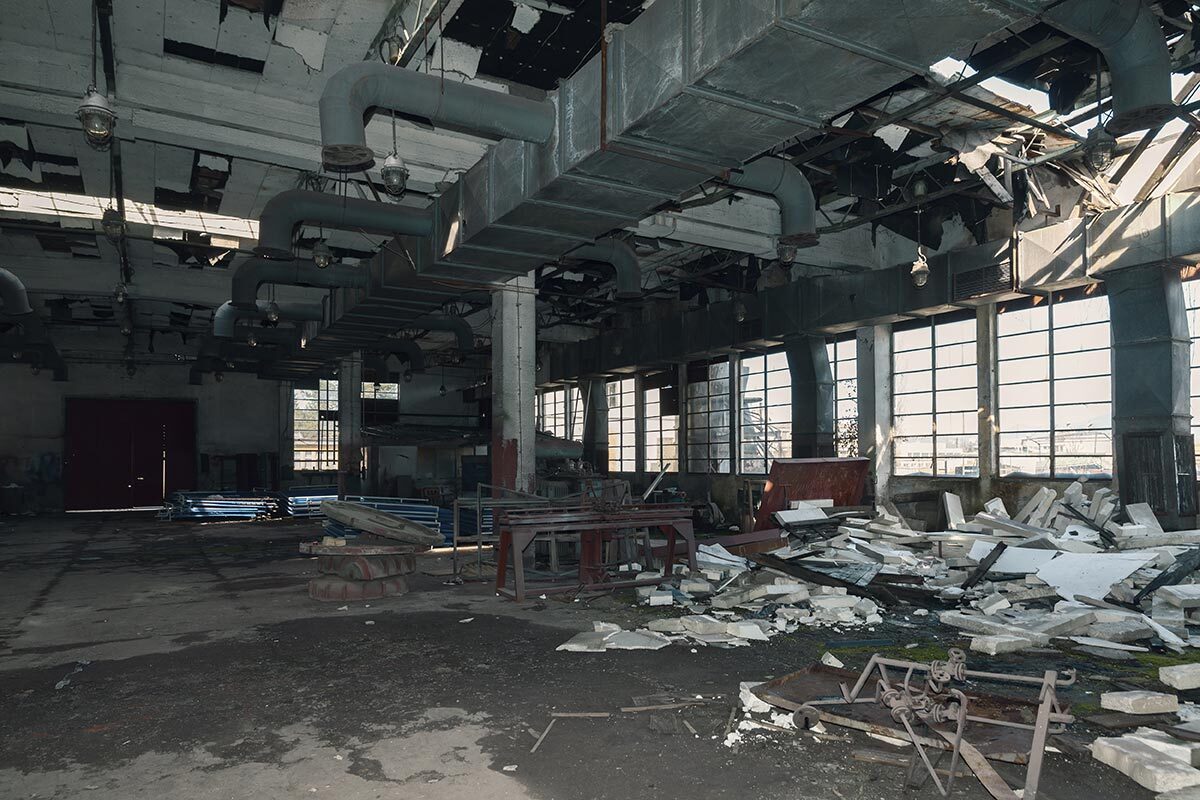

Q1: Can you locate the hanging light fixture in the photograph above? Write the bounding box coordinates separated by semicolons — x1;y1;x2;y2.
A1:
77;86;116;150
1084;53;1117;173
1084;126;1117;172
101;207;125;244
265;301;281;323
246;332;258;348
732;297;747;323
439;364;447;397
113;282;128;304
403;368;413;383
312;241;334;269
214;371;224;383
910;207;929;289
380;112;409;196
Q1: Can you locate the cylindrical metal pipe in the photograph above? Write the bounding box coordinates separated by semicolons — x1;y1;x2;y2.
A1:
569;238;643;300
409;315;474;352
319;62;557;171
726;157;818;248
212;300;324;338
0;267;33;315
254;190;434;259
1044;0;1174;135
231;258;368;309
377;338;425;372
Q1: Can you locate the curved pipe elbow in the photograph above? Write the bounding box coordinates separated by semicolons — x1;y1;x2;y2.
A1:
230;257;369;310
409;315;474;352
1044;0;1174;135
571;238;642;299
213;300;323;338
0;268;33;316
254;189;434;259
319;62;557;171
727;157;817;248
379;339;425;372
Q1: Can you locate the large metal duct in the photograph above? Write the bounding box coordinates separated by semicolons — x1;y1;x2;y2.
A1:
567;238;642;299
1043;0;1174;134
725;157;817;250
0;268;33;315
398;0;1038;285
254;190;434;259
319;62;557;171
408;315;474;353
377;338;426;372
212;300;324;338
231;259;368;310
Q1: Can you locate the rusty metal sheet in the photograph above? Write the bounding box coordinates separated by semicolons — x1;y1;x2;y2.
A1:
752;458;870;530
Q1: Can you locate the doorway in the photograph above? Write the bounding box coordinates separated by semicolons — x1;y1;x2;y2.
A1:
64;398;197;511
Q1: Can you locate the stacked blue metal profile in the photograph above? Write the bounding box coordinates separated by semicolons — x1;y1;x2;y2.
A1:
284;485;339;517
159;491;281;520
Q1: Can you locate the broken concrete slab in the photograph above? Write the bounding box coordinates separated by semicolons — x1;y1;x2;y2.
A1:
726;620;770;641
1034;552;1157;601
646;617;686;634
556;630;614;652
975;593;1011;616
1161;585;1200;609
1126;503;1166;535
1101;691;1181;715
1091;736;1200;792
943;492;966;529
970;635;1034;655
1127;727;1200;767
605;630;672;650
1085;619;1154;643
680;615;729;635
1162;664;1200;691
1155;596;1192;640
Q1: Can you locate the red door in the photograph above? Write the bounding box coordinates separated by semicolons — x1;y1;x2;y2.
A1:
64;399;197;510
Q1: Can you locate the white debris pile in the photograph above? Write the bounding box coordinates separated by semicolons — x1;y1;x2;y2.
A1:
558;481;1200;654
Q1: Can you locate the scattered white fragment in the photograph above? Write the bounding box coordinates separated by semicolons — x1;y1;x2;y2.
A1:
820;652;845;668
502;764;519;772
459;618;475;623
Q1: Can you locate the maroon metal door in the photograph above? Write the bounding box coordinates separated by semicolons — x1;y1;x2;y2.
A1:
64;399;197;511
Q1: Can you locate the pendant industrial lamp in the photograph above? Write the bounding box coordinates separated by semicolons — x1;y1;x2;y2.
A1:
380;111;410;197
77;3;116;150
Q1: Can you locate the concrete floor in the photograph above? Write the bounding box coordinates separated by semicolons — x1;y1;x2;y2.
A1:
0;514;1160;800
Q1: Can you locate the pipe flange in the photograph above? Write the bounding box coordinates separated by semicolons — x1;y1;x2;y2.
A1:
321;144;375;172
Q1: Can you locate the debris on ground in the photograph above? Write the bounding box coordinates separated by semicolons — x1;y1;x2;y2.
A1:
555;482;1200;654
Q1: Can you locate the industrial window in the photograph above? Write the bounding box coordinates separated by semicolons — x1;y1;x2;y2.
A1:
569;386;584;441
607;378;636;472
996;289;1112;477
294;379;338;472
892;314;979;477
361;381;399;427
643;373;679;473
687;358;731;473
738;352;791;474
1187;274;1200;469
537;388;569;439
827;336;859;458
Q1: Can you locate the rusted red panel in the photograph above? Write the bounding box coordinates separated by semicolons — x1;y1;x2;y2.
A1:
491;434;519;496
752;457;869;531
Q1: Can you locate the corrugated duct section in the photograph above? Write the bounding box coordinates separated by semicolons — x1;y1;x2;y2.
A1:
272;0;1048;378
406;0;1043;283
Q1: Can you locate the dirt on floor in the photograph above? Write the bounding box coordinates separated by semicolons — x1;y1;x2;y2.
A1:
0;513;1172;800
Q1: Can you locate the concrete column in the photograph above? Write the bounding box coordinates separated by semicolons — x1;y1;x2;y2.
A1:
279;381;295;483
1107;265;1196;527
490;275;537;494
581;378;609;473
856;329;875;462
634;374;646;475
784;336;835;457
337;353;363;497
870;325;894;503
976;304;999;495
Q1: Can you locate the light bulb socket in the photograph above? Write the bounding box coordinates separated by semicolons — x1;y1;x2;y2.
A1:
77;86;116;150
1084;126;1117;172
380;152;410;197
312;241;334;269
102;207;125;244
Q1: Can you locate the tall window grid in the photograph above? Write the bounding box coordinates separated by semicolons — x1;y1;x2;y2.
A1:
607;378;637;472
295;380;399;471
738;352;791;473
569;386;583;441
1185;276;1200;469
294;379;339;471
826;336;859;457
643;384;679;473
686;360;732;473
537;388;568;439
996;292;1112;477
893;316;979;477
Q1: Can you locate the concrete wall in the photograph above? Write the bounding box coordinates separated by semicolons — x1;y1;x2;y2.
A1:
0;348;281;511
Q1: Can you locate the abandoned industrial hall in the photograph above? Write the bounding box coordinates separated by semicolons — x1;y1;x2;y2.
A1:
18;0;1200;798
